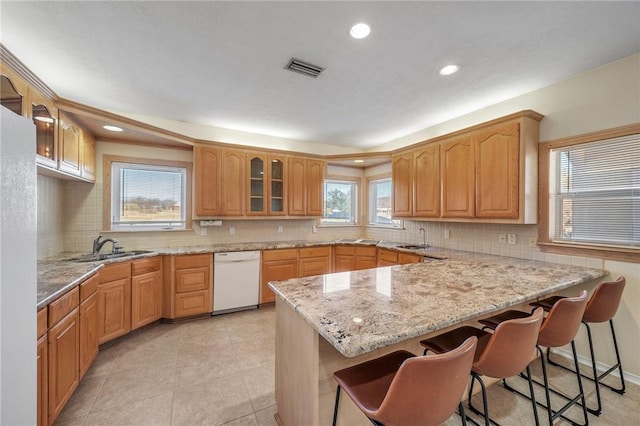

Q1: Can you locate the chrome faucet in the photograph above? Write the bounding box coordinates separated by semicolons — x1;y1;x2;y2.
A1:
92;235;123;255
419;227;429;248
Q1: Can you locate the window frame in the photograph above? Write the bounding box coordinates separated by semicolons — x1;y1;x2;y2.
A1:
538;123;640;263
318;175;361;227
103;155;193;232
366;173;403;228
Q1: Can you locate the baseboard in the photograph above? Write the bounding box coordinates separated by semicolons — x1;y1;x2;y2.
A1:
550;347;640;386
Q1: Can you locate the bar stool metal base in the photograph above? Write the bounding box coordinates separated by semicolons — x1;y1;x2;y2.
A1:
546;319;626;416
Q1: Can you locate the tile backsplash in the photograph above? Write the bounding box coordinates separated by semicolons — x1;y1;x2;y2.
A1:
37;175;65;258
45;179;601;269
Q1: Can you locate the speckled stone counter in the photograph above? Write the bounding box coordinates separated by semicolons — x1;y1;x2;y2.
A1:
269;252;607;426
269;253;606;357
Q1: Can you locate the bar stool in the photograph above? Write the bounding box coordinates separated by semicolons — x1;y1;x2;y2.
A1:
479;290;589;426
420;308;544;426
332;336;477;426
530;276;626;415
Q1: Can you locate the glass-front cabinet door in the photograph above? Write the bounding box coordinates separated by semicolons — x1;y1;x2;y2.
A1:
32;104;56;167
0;75;23;115
269;156;286;215
248;154;266;215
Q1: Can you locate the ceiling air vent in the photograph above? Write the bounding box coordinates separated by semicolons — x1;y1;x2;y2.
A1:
285;58;325;78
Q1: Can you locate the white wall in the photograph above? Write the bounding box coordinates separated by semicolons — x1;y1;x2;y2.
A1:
1;109;37;425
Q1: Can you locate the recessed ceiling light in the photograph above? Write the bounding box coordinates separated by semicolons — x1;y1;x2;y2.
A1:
102;125;123;132
349;23;370;39
439;64;460;76
353;159;364;163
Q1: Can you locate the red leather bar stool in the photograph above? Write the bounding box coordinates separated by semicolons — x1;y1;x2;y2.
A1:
331;336;477;426
420;308;544;426
529;276;626;415
479;290;589;426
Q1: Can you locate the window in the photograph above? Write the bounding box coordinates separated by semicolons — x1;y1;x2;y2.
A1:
321;179;358;225
105;156;192;231
540;126;640;260
368;177;402;227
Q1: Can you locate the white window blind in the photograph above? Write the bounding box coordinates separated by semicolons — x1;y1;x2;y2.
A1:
111;162;187;231
549;134;640;248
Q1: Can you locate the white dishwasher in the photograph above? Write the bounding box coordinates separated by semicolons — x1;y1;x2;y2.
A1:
213;251;261;315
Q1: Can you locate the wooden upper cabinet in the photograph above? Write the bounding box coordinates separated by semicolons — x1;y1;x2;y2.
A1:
81;130;96;182
0;74;26;116
57;112;82;176
306;159;325;216
441;137;475;218
247;152;267;215
288;157;306;216
392;152;413;217
269;155;287;215
32;95;58;169
414;144;440;217
474;122;520;219
221;149;245;216
194;146;221;216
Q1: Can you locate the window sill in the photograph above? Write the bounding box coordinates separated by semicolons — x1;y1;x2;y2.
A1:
538;241;639;263
102;228;193;233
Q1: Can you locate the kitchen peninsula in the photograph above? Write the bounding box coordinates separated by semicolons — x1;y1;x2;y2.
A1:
268;252;606;426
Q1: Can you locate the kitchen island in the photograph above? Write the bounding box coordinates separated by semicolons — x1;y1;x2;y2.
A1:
268;252;606;426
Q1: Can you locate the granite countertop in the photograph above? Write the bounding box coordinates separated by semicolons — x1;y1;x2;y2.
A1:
38;239;391;308
267;252;607;357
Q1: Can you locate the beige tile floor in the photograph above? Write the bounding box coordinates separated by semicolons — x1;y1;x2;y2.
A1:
55;307;639;425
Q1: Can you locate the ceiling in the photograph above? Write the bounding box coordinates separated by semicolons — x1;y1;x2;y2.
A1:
1;1;639;150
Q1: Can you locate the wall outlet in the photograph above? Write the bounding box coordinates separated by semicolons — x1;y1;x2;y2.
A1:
229;226;235;235
498;234;507;244
444;229;450;239
507;233;517;245
277;225;283;233
528;236;538;248
200;227;207;236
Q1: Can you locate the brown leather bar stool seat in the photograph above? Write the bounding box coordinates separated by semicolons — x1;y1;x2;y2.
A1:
529;277;627;415
420;308;544;426
479;290;589;426
332;336;477;426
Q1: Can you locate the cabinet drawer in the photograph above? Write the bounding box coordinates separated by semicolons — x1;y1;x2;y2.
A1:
398;252;422;264
99;262;131;282
48;287;79;326
80;274;99;302
334;245;355;256
37;307;48;338
299;246;331;259
378;249;398;263
175;290;211;318
262;249;298;262
131;256;161;276
175;254;210;270
355;246;377;257
175;267;209;293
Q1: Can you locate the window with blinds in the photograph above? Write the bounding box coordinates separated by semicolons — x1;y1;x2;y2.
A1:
111;162;187;230
548;134;639;248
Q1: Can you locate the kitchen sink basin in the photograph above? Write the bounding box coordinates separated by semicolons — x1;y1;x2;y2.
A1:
396;244;430;250
67;250;153;262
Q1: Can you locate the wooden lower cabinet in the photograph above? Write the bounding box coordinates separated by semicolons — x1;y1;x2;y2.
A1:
37;306;48;426
79;290;99;378
398;252;422;264
298;246;331;277
131;257;163;327
98;263;132;344
48;307;79;425
334;246;356;272
355;246;377;270
377;248;398;266
163;254;212;319
261;249;298;304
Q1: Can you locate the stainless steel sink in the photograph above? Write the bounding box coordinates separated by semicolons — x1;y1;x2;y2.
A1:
396;244;429;250
67;250;153;262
